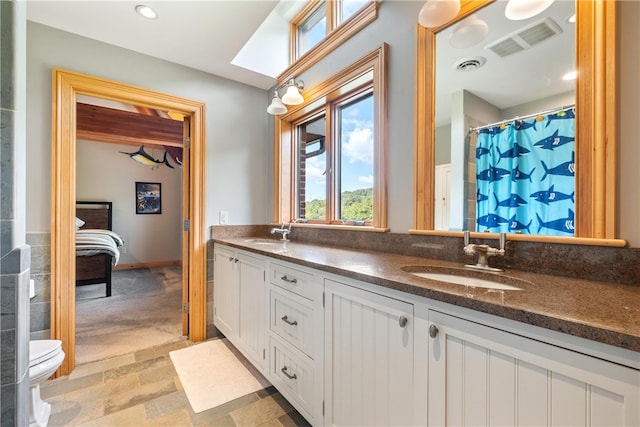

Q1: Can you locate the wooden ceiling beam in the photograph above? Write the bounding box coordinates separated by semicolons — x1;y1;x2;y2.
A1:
76;102;183;147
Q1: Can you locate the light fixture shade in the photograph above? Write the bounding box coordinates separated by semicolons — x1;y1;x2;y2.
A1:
418;0;461;28
449;14;488;49
135;4;158;19
267;91;288;115
505;0;554;21
281;84;304;105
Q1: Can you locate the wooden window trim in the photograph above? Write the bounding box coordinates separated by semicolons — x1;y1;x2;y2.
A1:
274;43;388;231
282;1;379;85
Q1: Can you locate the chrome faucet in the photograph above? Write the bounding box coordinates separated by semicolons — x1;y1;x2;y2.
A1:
463;231;506;272
270;219;299;241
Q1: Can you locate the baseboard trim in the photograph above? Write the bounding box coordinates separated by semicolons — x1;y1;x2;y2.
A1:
113;260;182;271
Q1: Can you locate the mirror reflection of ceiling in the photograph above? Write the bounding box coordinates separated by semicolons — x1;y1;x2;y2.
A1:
435;0;576;127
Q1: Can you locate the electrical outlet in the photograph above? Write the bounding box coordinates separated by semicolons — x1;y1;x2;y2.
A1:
219;211;229;225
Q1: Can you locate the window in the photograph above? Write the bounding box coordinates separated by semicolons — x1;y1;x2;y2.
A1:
289;1;377;65
274;45;388;230
339;0;370;23
295;91;374;224
297;3;327;57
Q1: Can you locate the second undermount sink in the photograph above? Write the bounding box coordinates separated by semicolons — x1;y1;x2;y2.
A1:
402;266;528;291
244;238;287;246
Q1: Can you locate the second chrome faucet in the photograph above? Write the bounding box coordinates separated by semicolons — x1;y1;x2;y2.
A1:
463;231;506;272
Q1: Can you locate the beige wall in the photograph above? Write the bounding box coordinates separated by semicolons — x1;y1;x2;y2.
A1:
76;140;182;264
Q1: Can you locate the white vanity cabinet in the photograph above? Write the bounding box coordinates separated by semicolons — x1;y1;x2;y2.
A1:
213;245;268;373
267;261;323;425
324;278;415;427
427;309;640;426
213;245;238;338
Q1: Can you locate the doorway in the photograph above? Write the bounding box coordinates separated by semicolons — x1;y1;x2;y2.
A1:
51;68;207;375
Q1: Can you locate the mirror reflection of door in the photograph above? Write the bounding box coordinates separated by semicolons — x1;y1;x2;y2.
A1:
434;164;451;230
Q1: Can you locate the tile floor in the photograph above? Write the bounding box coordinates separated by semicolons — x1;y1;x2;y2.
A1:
42;339;311;426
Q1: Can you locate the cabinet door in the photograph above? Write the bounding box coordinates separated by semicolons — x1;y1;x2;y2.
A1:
237;252;267;371
325;279;414;427
428;310;640;426
213;246;238;338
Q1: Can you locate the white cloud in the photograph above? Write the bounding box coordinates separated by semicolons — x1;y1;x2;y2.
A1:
342;126;373;164
359;175;374;185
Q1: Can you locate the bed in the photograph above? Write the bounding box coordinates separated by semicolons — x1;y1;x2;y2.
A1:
75;201;124;297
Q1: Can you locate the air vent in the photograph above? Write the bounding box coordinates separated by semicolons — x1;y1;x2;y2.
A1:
486;17;563;58
454;56;486;72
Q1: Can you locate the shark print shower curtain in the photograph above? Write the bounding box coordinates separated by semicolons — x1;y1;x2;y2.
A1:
475;108;575;236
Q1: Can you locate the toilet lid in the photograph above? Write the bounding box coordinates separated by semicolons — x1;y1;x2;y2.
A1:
30;340;62;367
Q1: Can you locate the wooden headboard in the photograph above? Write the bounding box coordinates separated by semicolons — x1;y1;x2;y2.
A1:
76;201;113;230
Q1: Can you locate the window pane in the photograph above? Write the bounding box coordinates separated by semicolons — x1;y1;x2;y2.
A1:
338;93;374;222
340;0;369;24
297;115;327;221
298;4;326;57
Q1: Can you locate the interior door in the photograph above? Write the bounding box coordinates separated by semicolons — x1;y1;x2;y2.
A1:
182;116;191;336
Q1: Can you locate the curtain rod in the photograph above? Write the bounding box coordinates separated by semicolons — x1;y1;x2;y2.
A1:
469;103;575;133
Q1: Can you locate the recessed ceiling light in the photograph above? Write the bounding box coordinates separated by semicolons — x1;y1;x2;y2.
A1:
563;70;577;81
135;5;158;20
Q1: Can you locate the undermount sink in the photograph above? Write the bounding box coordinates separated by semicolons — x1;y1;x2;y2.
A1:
244;238;287;246
402;266;528;291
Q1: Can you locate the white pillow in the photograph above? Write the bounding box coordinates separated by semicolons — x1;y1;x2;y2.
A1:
75;217;85;230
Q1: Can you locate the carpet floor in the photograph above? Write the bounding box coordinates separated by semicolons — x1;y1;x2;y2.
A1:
75;266;185;365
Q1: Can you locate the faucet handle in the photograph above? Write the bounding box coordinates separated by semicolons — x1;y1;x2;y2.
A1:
464;231;470;246
499;232;506;251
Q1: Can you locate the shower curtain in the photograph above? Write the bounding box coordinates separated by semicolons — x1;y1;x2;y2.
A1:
475;108;575;236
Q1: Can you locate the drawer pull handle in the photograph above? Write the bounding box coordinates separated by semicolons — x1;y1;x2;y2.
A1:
398;315;408;328
281;366;297;380
281;275;298;284
281;315;298;326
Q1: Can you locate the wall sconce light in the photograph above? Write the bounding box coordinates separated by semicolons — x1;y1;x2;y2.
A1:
267;79;305;115
418;0;461;28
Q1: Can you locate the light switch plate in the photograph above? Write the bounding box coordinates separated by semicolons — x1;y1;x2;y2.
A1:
219;211;229;225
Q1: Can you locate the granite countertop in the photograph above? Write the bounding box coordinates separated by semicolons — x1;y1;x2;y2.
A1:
214;237;640;353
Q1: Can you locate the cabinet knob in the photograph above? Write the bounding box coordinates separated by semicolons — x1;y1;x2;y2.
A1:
398;315;408;328
228;256;234;262
429;324;439;338
234;257;239;263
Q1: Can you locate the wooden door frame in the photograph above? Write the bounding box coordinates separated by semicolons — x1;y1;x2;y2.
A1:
51;68;207;375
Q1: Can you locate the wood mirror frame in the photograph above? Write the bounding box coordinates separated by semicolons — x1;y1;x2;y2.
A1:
51;68;207;375
413;0;621;246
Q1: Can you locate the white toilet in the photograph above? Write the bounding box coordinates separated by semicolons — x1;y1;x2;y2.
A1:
29;340;65;427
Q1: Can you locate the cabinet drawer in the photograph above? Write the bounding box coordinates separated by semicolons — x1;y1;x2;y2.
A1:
270;288;315;358
269;336;316;419
270;262;315;301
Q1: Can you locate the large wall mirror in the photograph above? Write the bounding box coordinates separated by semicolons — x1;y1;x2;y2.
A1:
413;0;620;245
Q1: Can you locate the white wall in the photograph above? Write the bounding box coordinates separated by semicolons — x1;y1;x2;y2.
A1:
26;21;270;238
76;140;182;264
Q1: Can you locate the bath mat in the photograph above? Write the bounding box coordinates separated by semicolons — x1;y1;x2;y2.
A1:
169;339;270;413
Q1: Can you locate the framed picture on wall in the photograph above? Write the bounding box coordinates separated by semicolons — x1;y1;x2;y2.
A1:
135;182;162;214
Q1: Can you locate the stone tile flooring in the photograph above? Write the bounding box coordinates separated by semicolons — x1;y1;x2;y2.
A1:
42;339;311;426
